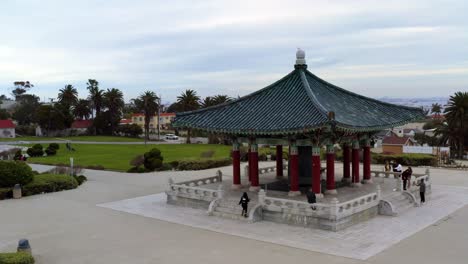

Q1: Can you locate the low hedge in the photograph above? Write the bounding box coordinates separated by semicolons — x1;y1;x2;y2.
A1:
0;187;12;200
177;158;231;171
0;161;34;188
0;252;34;264
22;174;78;196
372;153;437;166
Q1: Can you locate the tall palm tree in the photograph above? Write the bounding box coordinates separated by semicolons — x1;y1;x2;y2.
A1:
73;99;92;120
201;94;233;108
444;92;468;158
133;91;159;140
58;84;78;109
103;88;124;135
87;79;103;118
431;103;442;117
177;89;200;143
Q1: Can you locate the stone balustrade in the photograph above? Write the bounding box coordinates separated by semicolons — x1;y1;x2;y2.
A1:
166;171;224;203
370;170;402;178
258;189;380;220
174;170;223;187
244;163;288;179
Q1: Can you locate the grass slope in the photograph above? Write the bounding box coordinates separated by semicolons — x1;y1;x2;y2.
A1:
27;144;231;171
0;136;144;142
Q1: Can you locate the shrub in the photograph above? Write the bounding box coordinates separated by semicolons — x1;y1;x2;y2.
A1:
177;158;231;171
270;153;276;161
0;161;34;188
73;175;88;185
258;153;268;161
143;148;164;171
26;144;44;157
45;147;57;156
13;149;23;160
169;160;179;169
49;143;60;150
127;166;148;173
372;153;437;166
157;163;172;171
0;187;12;200
130;155;144;168
23;174;78;196
0;252;35;264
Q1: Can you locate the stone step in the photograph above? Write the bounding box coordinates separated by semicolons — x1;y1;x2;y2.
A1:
212;211;250;221
215;206;243;214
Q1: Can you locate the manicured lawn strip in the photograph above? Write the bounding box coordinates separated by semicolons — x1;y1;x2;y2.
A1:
0;136;144;142
0;252;34;264
26;144;231;171
22;173;78;196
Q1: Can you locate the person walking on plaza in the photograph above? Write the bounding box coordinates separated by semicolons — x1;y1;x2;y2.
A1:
306;190;317;210
417;179;426;204
401;167;413;191
239;192;250;217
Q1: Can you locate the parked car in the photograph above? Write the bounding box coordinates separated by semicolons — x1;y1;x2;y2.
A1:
165;134;179;140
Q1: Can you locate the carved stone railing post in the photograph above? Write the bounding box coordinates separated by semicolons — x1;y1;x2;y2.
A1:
330;197;339;219
216;170;223;182
425;168;431;182
218;184;224;199
376;184;381;198
258;189;266;205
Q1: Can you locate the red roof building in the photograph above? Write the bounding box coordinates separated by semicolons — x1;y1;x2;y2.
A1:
71;120;93;129
382;135;415;154
0;120;15;129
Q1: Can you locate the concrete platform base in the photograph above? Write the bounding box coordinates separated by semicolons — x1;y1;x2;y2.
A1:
325;189;338;195
231;184;242;190
249;186;260;192
352;182;362;187
288;191;301;197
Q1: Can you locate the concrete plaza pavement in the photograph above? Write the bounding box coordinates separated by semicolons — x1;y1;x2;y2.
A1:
1;163;468;264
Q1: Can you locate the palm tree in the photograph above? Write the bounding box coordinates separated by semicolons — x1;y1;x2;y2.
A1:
444;92;468;158
177;89;200;143
103;88;124;135
73;99;92;120
87;79;104;118
58;84;78;109
133;91;159;140
431;103;442;117
201;95;233;108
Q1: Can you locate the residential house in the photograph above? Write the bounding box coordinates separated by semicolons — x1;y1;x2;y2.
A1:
132;113;175;132
0;120;15;138
71;120;92;135
382;135;416;154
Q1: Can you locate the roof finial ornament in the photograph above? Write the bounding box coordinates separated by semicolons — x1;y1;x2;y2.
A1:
295;48;307;69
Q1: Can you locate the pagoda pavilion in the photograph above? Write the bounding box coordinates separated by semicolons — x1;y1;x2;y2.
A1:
173;49;424;198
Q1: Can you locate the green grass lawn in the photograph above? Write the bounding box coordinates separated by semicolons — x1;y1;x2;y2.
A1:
0;135;144;142
26;144;231;171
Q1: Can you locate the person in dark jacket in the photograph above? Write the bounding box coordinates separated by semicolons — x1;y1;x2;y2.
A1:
401;167;412;191
239;192;250;217
417;179;426;204
306;191;317;210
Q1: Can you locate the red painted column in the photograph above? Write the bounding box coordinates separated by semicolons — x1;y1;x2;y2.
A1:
363;139;372;183
326;144;337;194
232;142;241;189
249;139;260;191
352;140;361;187
312;146;322;196
248;147;252;183
288;141;300;196
342;143;351;182
276;145;283;178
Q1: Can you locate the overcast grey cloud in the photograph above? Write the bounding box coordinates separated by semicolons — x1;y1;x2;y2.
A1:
1;0;467;103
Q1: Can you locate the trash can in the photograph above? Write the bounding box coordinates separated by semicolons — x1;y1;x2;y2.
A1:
13;184;22;199
17;239;31;254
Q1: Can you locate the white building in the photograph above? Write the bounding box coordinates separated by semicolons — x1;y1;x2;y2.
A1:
0;120;16;138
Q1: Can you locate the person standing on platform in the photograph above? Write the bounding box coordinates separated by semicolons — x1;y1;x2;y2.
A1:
239;192;250;217
402;167;412;191
306;191;317;210
417;179;426;204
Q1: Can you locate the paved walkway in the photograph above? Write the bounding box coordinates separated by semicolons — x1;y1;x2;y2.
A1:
1;163;468;264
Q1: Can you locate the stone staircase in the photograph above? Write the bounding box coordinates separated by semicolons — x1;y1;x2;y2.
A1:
211;199;257;221
379;192;416;216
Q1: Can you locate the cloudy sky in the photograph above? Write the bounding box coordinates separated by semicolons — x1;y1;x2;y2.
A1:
1;0;467;103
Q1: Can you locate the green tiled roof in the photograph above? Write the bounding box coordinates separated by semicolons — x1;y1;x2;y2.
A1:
173;66;425;136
